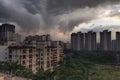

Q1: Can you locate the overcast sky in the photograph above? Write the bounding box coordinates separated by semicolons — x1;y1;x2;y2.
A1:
0;0;120;41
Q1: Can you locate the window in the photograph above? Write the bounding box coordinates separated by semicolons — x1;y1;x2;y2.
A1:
41;54;43;56
9;55;12;58
29;55;32;58
23;49;26;53
41;58;43;60
47;61;50;67
41;61;44;65
29;60;32;63
29;65;32;68
47;49;49;52
23;61;25;64
47;64;50;67
9;49;12;53
23;55;26;59
29;49;33;53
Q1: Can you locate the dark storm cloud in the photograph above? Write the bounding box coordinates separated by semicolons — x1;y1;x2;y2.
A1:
0;5;10;19
47;0;120;14
0;0;41;31
0;0;120;35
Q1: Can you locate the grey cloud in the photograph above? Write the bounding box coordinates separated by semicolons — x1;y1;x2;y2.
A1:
54;7;101;32
108;10;120;17
0;0;44;32
47;0;120;14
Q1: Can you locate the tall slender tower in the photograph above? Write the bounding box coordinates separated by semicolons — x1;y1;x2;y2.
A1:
0;23;15;45
85;31;96;51
77;32;84;51
116;32;120;51
100;30;111;51
71;33;77;50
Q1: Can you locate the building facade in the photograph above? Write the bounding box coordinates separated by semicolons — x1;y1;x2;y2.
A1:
85;31;96;51
8;44;37;72
116;32;120;51
8;35;63;72
0;46;8;61
14;33;23;43
111;40;116;51
71;33;77;50
77;32;84;51
0;23;15;45
71;31;96;51
36;46;63;71
100;30;111;51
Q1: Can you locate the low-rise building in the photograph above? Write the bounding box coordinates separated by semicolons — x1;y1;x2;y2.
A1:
8;43;37;73
7;35;63;72
36;46;63;71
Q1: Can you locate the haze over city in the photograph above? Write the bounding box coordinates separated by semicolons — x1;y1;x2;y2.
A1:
0;0;120;41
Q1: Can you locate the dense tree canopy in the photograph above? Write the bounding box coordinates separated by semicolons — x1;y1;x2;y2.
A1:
0;50;119;80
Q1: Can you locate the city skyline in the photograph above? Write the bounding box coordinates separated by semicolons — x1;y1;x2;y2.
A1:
71;30;120;51
0;1;120;79
0;0;120;41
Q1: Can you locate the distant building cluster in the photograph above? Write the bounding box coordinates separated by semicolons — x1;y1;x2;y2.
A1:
0;23;63;73
71;30;120;51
